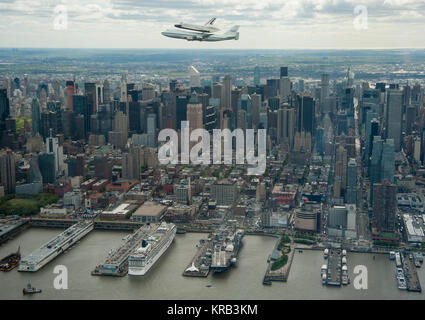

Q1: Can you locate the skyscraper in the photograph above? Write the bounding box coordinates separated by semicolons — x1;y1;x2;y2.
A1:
223;75;232;109
31;98;41;135
0;149;16;194
254;66;260;86
186;92;203;133
189;65;201;88
386;89;403;152
66;81;75;111
372;182;397;234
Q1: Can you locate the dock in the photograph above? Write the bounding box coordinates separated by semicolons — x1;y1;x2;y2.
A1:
0;219;30;245
18;220;94;272
263;237;295;285
325;249;342;286
183;238;213;277
92;225;151;277
403;253;422;293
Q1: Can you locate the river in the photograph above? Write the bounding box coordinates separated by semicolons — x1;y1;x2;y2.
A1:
0;228;424;299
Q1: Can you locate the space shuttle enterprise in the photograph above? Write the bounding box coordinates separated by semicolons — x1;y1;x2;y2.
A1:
162;18;239;42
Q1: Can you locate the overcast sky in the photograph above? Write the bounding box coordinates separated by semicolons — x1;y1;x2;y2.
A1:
1;0;425;49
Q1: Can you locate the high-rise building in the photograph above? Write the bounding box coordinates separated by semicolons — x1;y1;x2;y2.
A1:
189;66;201;88
113;111;129;148
212;82;223;108
38;152;56;184
46;133;64;177
73;95;90;135
386;90;403;152
251;93;261;128
84;82;97;115
0;88;9;121
186;92;203;134
0;149;15;194
31;98;41;135
296;94;315;135
277;107;295;148
254;66;260;86
370;137;394;184
280;67;288;78
66;81;75;111
210;180;238;206
223;75;232;109
372;182;397;234
176;94;189;131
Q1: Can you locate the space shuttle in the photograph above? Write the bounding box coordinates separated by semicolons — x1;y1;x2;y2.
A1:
162;18;239;42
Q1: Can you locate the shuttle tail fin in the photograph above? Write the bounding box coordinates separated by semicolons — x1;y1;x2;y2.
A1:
205;18;216;26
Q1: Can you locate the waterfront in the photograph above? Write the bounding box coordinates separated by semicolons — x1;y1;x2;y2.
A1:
0;228;424;300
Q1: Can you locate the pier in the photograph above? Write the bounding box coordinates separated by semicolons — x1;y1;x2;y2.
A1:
0;219;30;245
402;253;422;293
183;238;213;277
18;220;94;272
92;225;150;277
325;249;342;286
29;217;144;231
263;236;295;285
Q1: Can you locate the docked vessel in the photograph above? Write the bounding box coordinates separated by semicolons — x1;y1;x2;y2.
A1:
341;265;349;285
18;220;93;272
397;277;407;290
0;247;21;272
389;251;395;260
210;225;244;274
23;283;42;295
323;248;329;259
395;252;402;268
128;222;176;276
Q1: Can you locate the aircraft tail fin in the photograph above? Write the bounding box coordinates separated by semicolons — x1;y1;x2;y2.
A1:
224;25;240;39
205;18;216;26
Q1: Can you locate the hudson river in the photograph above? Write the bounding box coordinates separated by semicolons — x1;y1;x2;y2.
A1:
1;228;424;299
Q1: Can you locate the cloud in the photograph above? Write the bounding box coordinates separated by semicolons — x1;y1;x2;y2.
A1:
0;0;424;48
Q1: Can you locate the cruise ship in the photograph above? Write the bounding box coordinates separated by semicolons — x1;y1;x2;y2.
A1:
18;220;94;272
128;222;176;276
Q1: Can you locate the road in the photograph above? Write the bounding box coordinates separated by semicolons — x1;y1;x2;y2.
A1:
354;98;371;241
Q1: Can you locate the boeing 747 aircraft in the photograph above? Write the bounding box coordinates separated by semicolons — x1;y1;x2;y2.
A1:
162;18;239;42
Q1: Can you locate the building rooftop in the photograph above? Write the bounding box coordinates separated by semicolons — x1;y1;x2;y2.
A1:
133;201;166;217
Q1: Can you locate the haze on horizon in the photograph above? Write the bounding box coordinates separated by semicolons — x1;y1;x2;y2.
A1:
0;0;425;49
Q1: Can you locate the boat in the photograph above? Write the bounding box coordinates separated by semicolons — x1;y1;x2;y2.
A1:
341;265;349;285
397;277;407;290
128;222;176;276
323;248;329;259
205;284;212;288
23;283;42;295
389;251;395;260
321;273;327;284
0;247;21;272
395;252;402;268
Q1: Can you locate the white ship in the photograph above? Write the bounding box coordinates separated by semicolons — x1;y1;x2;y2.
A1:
18;220;94;272
128;222;176;276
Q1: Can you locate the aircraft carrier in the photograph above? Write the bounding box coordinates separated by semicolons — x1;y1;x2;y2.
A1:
18;220;94;272
210;223;244;274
